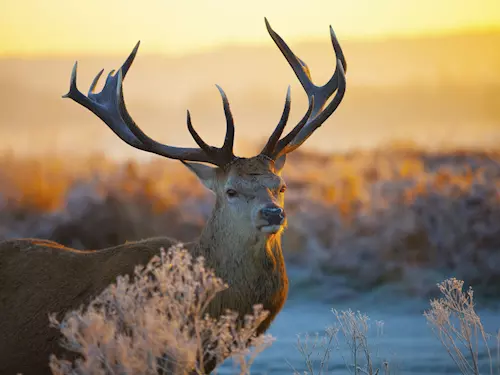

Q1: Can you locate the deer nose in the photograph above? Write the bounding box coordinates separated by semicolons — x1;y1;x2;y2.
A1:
260;205;285;225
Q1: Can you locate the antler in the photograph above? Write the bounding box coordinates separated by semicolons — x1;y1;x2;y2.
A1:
63;19;346;167
63;42;237;167
259;18;347;159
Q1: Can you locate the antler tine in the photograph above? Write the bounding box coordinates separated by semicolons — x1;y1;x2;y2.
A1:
272;95;315;158
264;18;314;93
288;60;346;150
88;69;105;95
327;26;347;85
264;18;347;155
215;85;236;159
87;41;140;98
260;86;291;157
63;42;232;166
186;110;212;153
120;41;141;78
184;86;238;166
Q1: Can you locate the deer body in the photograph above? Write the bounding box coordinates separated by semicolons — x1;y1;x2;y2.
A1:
0;18;346;374
1;218;287;374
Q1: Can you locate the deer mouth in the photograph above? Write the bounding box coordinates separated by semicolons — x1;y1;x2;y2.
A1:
258;224;284;234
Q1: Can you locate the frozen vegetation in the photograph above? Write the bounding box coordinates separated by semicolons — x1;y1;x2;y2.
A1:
1;147;499;298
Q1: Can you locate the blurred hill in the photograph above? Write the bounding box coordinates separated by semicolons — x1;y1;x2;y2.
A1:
0;30;499;158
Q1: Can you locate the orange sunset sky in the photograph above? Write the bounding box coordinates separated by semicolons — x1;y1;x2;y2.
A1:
1;0;499;57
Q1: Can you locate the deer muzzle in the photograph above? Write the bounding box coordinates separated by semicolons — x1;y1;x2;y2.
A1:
258;204;286;233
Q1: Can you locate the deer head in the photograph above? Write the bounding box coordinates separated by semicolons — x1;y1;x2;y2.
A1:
62;18;347;239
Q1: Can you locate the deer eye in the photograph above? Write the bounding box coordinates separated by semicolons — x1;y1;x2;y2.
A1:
279;185;287;193
226;189;238;198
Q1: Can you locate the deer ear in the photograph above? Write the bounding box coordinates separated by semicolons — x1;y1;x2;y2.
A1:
181;161;217;192
274;154;287;173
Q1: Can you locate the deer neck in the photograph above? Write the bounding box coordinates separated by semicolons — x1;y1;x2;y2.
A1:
194;206;289;328
195;210;285;276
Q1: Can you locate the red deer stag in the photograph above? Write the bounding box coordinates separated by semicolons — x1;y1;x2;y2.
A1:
0;18;346;374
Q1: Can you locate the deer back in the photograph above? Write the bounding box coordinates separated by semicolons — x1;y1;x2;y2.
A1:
0;237;179;375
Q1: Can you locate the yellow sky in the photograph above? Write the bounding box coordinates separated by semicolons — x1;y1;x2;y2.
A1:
1;0;499;57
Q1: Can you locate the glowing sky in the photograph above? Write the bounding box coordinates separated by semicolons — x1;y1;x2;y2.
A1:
1;0;499;56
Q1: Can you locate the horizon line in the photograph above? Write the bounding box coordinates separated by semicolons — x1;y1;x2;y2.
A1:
1;24;499;60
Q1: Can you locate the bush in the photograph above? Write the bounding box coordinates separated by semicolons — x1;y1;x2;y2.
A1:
48;245;274;375
292;309;389;375
424;278;498;375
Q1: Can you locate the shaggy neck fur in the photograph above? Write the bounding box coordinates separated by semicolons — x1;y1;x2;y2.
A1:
195;207;288;331
195;200;285;277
